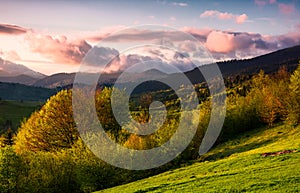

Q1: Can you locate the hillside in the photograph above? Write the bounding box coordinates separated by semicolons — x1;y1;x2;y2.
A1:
0;100;42;132
0;57;45;79
33;73;76;89
25;45;300;89
97;124;300;193
183;45;300;84
0;74;38;85
0;82;57;101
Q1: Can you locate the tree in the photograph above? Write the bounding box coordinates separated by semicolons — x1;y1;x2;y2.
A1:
14;88;128;152
286;63;300;125
247;68;290;127
14;90;78;152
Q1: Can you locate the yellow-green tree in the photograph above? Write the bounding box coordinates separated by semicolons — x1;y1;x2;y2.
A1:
248;68;289;126
286;63;300;125
14;90;78;152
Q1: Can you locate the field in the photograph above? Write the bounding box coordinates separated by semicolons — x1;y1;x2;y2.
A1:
97;124;300;193
0;100;42;132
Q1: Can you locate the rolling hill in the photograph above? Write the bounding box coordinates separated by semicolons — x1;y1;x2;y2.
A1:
32;73;76;89
183;44;300;84
0;74;38;85
0;45;299;101
96;123;300;193
0;45;300;90
34;45;300;89
0;82;57;101
0;100;42;132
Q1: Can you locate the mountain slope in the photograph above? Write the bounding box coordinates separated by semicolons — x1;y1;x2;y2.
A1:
0;74;38;85
0;58;45;79
0;82;57;101
184;45;300;84
97;124;300;192
33;73;76;88
36;45;300;89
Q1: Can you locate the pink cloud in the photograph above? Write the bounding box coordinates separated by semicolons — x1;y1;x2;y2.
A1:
218;12;234;20
25;33;91;65
205;31;235;53
182;27;212;41
200;10;219;17
278;3;295;14
200;10;248;24
20;24;300;72
236;14;248;24
0;50;21;61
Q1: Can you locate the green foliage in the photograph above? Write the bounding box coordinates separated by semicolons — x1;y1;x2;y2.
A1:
18;150;80;193
222;94;260;140
0;100;41;133
8;64;300;193
247;68;289;126
95;88;124;142
14;90;78;152
96;124;300;193
0;147;22;193
0;82;56;101
0;128;14;147
286;63;300;125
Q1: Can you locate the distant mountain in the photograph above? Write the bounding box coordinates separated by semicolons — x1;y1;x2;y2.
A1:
38;45;300;89
0;45;298;101
116;69;168;83
0;74;38;85
0;58;45;79
1;45;300;90
33;69;168;89
33;73;76;89
0;82;57;101
183;45;300;84
217;45;300;77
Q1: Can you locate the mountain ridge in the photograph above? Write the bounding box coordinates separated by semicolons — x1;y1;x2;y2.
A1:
41;44;300;88
0;45;300;89
0;58;46;79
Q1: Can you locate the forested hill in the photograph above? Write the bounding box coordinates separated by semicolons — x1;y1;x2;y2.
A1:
21;45;300;89
0;82;57;101
184;45;300;84
217;45;300;76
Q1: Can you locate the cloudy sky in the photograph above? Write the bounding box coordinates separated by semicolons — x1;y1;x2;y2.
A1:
0;0;299;75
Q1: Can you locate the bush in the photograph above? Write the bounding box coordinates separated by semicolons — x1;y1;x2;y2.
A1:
0;147;22;193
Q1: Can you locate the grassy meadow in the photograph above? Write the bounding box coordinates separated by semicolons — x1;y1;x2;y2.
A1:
0;100;42;132
97;124;300;193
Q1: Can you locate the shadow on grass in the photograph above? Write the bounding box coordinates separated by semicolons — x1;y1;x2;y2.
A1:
134;183;169;193
200;128;283;161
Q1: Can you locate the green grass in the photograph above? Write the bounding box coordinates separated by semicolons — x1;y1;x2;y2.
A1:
0;100;42;132
96;124;300;193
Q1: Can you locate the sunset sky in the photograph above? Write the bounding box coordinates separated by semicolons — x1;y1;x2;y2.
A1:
0;0;300;75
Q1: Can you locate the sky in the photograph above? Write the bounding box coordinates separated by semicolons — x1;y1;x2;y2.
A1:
0;0;300;75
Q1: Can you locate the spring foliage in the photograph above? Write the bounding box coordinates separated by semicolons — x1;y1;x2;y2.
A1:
2;62;300;192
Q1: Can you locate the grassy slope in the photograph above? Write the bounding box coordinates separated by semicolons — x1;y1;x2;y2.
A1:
97;124;300;193
0;100;42;132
